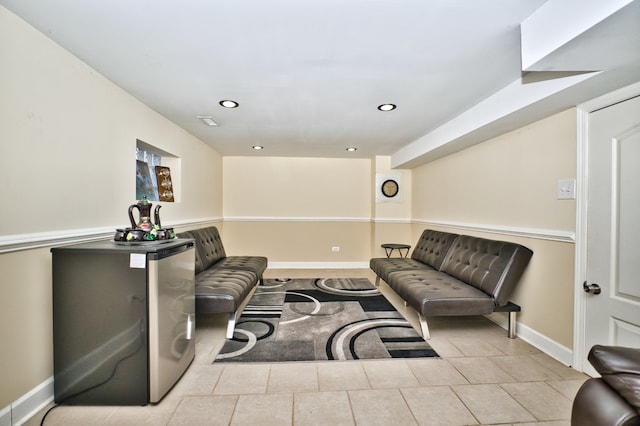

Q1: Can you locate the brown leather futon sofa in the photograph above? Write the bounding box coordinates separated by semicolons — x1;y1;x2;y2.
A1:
370;229;533;339
178;226;267;338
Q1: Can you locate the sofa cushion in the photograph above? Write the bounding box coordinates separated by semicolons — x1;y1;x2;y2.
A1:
589;345;640;409
410;230;459;269
370;257;435;283
215;256;268;278
194;268;258;313
187;227;227;271
386;270;495;316
369;230;458;284
439;235;533;306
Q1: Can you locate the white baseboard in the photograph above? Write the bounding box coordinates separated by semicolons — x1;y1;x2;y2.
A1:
268;261;370;269
2;377;53;426
486;314;574;367
0;405;10;426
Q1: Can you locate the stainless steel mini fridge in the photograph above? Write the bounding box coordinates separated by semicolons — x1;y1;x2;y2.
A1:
51;239;195;405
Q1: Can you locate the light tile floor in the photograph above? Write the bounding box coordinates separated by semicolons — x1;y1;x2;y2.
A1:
29;269;587;425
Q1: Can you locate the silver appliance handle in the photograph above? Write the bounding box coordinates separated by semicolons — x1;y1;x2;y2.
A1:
186;314;194;340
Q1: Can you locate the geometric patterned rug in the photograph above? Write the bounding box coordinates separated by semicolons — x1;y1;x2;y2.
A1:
214;278;438;363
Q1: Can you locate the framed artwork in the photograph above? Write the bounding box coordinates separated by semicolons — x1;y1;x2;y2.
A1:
136;160;158;201
155;166;174;202
375;173;402;202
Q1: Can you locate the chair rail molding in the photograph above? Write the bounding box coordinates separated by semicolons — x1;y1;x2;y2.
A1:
223;216;371;222
412;219;575;243
0;217;223;253
372;217;412;224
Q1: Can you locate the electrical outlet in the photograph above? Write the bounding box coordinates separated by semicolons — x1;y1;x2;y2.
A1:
331;246;340;252
557;179;576;200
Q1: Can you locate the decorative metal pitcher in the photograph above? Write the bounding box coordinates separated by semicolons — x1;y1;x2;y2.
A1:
128;196;154;231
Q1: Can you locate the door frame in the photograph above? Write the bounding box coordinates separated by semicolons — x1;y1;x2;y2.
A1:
573;81;640;372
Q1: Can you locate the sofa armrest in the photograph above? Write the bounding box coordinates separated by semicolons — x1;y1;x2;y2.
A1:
571;378;640;426
589;345;640;409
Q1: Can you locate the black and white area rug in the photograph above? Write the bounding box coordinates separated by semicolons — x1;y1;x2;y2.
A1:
214;278;438;363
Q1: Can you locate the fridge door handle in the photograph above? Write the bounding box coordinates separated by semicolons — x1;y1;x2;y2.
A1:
186;314;194;340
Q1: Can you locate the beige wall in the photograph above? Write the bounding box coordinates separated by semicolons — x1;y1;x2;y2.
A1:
411;109;577;347
221;156;416;262
221;156;415;262
222;157;372;261
223;156;371;218
0;8;222;409
223;221;371;262
411;109;576;230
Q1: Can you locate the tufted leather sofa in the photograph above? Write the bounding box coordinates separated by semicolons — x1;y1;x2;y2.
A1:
572;345;640;426
178;226;268;338
370;230;533;339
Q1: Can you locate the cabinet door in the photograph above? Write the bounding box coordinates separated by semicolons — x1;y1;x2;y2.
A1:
52;251;148;405
148;246;196;402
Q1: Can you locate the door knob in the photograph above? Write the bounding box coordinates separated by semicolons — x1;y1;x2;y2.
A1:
583;281;602;295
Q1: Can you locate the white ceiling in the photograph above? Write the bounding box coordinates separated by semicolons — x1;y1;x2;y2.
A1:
2;0;639;167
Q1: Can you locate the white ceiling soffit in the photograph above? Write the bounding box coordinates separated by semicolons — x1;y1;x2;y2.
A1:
391;0;640;168
521;0;640;71
391;71;599;168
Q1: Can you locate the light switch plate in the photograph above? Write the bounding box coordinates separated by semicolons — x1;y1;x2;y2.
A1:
557;179;576;200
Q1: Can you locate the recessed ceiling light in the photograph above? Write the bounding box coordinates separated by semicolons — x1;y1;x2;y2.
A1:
196;115;218;126
346;147;357;152
252;145;264;150
377;104;396;111
219;100;239;108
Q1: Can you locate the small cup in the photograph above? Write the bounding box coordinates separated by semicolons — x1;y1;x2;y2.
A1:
126;229;145;242
114;229;128;241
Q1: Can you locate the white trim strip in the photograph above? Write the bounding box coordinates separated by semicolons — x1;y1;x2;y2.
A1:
573;107;590;372
0;405;10;426
373;218;412;224
10;376;54;426
225;216;412;224
268;261;370;269
412;219;575;243
0;217;222;254
1;216;574;254
486;314;574;367
223;216;371;222
0;228;112;254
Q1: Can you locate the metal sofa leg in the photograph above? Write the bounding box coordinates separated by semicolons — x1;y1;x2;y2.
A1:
375;276;380;287
225;281;260;339
508;311;517;339
493;302;520;339
226;312;237;339
418;314;431;340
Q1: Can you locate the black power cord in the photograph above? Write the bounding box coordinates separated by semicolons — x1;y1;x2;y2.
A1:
40;320;145;425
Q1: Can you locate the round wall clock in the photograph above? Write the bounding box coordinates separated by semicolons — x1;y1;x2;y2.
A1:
381;179;399;198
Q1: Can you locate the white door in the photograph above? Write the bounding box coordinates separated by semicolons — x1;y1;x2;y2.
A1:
583;94;640;375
